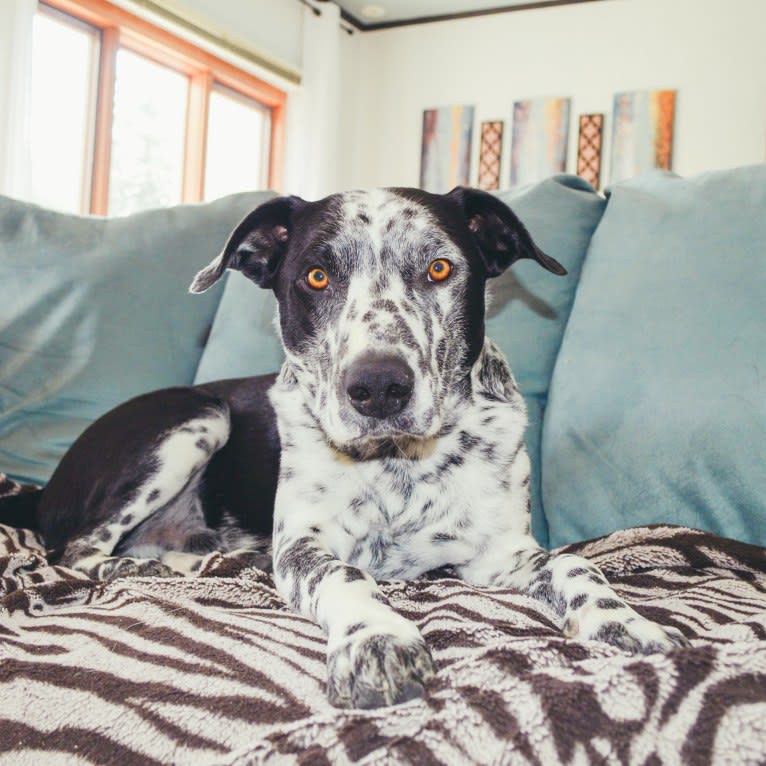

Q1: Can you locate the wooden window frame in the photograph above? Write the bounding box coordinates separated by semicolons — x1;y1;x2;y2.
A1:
40;0;286;214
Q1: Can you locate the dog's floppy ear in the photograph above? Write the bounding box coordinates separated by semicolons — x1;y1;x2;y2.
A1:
446;186;567;278
189;195;305;293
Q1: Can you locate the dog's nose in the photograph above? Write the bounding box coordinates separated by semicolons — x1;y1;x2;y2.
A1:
345;353;414;419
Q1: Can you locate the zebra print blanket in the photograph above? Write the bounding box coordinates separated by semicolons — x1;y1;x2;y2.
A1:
1;473;765;765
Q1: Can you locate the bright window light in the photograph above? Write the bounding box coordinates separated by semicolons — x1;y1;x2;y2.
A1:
30;9;99;214
108;49;188;216
27;3;280;216
204;85;271;201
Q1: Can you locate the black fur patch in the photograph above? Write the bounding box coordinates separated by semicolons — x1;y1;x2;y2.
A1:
569;593;589;610
596;598;625;610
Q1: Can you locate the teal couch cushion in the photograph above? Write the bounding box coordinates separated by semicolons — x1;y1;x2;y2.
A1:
490;176;606;546
0;191;275;485
193;271;284;384
543;166;766;548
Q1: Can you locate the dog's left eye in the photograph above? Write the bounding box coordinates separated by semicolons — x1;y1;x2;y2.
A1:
427;258;452;283
306;268;330;290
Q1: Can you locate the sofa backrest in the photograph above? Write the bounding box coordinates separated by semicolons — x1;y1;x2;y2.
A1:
488;176;606;546
0;191;275;485
543;164;766;548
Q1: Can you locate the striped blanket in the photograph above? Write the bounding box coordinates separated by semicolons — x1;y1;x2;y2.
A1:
1;473;765;765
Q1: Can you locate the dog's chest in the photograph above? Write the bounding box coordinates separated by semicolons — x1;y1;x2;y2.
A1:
275;399;529;580
330;457;484;579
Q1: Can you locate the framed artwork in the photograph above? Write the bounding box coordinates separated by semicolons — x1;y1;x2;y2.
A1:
420;105;474;193
510;97;570;185
477;120;504;191
610;90;676;183
576;113;604;190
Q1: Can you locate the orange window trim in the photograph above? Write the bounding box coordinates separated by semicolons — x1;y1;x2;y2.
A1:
90;24;118;214
41;0;287;210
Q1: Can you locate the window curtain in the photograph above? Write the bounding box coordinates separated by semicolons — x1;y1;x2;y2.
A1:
285;0;341;200
0;0;37;200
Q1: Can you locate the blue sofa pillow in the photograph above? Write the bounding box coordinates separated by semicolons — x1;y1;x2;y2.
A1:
0;191;275;485
490;176;606;546
543;165;766;548
193;271;284;383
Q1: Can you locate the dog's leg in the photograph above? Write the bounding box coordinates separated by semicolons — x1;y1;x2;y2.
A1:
459;535;689;653
59;408;229;580
274;530;435;708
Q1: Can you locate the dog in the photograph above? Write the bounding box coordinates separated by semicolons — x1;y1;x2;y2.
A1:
1;186;688;709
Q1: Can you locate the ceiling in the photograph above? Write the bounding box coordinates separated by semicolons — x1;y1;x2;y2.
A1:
334;0;603;30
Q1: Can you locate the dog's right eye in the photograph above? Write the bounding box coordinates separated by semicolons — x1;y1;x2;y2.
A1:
306;268;330;290
427;258;452;283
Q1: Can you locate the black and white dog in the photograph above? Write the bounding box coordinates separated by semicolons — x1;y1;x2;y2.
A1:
6;187;688;708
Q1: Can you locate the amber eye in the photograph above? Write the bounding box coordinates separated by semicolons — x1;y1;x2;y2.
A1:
306;267;330;290
427;258;452;283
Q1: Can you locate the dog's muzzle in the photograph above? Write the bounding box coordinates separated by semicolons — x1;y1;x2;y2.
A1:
343;352;414;420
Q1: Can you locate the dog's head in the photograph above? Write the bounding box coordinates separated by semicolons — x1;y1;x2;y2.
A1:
191;188;564;455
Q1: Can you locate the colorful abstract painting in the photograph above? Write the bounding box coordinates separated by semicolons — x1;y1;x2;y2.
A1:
477;121;504;190
510;98;570;186
576;113;604;190
610;90;676;183
420;106;474;192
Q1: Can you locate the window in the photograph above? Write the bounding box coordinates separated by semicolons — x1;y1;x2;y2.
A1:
30;0;285;216
108;48;188;216
30;8;99;214
204;85;272;202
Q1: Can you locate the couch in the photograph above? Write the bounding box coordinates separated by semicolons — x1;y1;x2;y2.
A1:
1;166;765;763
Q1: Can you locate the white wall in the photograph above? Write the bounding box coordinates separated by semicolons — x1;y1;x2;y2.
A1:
342;0;766;190
109;0;305;91
156;0;304;74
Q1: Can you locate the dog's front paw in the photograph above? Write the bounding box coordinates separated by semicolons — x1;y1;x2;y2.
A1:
327;628;435;709
567;607;690;654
